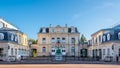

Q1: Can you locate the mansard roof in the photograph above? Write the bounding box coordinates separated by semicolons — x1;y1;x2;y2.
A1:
91;24;120;36
38;26;79;33
0;28;24;34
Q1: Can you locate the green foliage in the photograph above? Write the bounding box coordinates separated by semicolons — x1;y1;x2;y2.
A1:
29;38;37;44
80;34;87;44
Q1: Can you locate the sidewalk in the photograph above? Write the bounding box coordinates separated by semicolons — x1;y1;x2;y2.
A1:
0;60;120;65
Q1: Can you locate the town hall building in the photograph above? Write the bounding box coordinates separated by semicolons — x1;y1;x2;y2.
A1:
31;24;80;57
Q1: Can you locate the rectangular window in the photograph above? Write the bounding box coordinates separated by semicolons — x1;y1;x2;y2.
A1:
15;49;17;55
103;49;105;55
62;38;66;43
107;48;110;56
99;35;101;43
95;38;97;44
71;38;75;44
51;38;55;43
71;47;75;53
119;49;120;56
11;48;13;56
42;38;46;44
42;47;46;53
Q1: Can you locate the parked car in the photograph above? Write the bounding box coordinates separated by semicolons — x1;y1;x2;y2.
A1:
104;56;113;62
7;56;16;62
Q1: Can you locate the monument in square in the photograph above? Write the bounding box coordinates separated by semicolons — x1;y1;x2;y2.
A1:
55;40;63;60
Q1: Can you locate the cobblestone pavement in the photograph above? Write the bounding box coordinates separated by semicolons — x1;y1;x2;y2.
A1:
0;64;119;68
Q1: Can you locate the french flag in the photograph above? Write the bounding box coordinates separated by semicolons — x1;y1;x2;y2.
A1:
55;40;61;47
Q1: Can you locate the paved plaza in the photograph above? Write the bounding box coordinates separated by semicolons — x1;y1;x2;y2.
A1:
0;64;120;68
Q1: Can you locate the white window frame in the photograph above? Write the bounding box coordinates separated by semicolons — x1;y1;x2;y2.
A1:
0;33;4;40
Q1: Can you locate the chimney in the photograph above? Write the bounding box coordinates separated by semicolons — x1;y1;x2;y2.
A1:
50;24;52;27
65;24;67;27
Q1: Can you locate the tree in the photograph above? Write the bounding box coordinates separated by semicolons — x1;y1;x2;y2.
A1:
29;38;37;44
80;34;87;44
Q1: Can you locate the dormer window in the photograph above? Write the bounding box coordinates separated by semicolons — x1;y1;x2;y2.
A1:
107;34;110;41
118;32;120;40
103;35;106;42
71;27;75;33
52;28;54;32
0;22;3;28
42;28;46;33
0;33;4;40
11;34;14;41
15;35;18;42
62;28;65;32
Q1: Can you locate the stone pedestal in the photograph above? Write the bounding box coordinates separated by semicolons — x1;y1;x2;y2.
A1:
55;55;63;60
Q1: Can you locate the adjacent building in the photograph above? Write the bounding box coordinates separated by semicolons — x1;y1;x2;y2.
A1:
0;18;29;61
31;24;80;57
88;25;120;61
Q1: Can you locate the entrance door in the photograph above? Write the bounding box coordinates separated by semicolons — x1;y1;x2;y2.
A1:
0;48;4;56
99;49;102;59
81;49;87;57
32;49;37;57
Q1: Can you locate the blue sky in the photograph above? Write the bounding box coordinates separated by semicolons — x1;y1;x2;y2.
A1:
0;0;120;40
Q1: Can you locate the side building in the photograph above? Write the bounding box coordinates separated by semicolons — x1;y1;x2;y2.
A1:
31;24;80;57
88;25;120;61
0;18;29;61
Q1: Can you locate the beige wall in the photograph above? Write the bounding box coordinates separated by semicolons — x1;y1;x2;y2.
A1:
32;25;80;56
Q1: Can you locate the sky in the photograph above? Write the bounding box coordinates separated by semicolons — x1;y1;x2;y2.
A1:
0;0;120;40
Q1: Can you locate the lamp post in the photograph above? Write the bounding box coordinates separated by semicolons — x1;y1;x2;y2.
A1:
28;40;32;57
74;39;76;60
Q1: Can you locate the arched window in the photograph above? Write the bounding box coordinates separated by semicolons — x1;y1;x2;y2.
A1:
0;33;4;40
118;32;120;40
42;47;46;53
107;34;110;41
